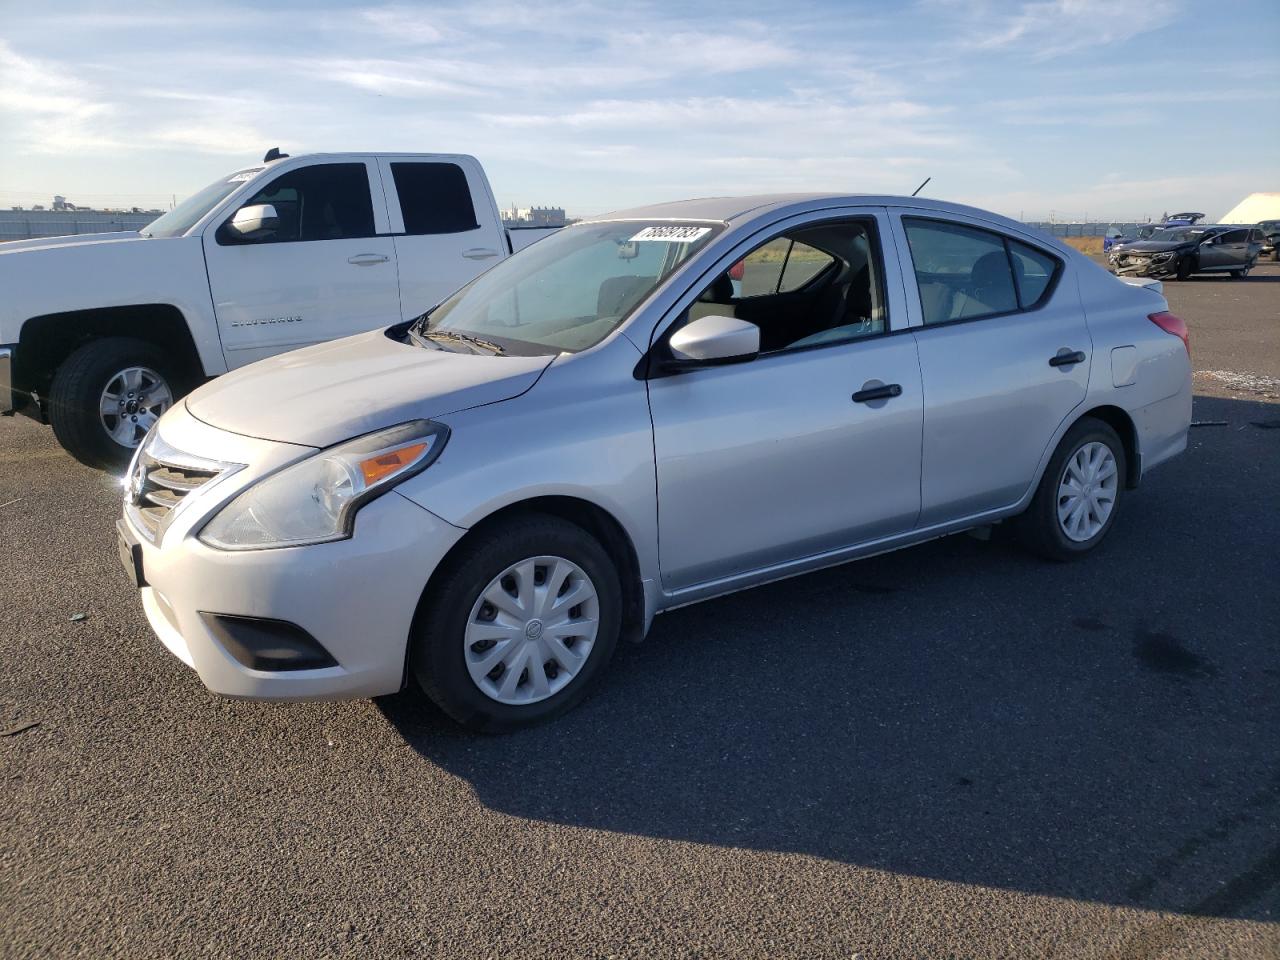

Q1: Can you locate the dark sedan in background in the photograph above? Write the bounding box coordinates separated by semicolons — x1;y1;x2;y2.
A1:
1109;224;1263;280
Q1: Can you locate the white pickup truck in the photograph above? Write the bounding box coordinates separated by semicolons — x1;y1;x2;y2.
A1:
0;150;558;468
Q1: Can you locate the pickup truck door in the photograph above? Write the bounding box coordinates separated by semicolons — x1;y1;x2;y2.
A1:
375;157;509;319
202;158;399;368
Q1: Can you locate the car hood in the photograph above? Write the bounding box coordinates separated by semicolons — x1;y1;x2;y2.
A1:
185;329;554;447
1116;240;1191;254
0;231;146;254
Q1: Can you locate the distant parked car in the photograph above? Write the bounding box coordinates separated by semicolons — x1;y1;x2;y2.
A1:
1110;224;1261;280
1104;213;1205;253
1256;219;1280;261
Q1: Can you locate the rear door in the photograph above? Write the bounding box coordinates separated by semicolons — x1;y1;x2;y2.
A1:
892;211;1090;526
376;157;508;318
202;158;399;367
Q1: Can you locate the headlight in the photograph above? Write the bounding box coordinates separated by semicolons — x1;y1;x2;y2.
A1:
198;420;448;550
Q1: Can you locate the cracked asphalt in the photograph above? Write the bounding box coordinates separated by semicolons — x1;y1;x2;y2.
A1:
2;262;1278;959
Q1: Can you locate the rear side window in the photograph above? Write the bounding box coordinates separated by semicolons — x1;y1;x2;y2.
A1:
390;162;479;235
904;218;1060;325
241;162;374;242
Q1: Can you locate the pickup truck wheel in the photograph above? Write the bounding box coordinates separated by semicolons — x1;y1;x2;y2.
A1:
1015;417;1126;562
411;515;622;732
48;338;183;471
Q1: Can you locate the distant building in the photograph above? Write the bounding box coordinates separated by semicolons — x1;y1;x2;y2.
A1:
0;197;162;242
502;205;568;228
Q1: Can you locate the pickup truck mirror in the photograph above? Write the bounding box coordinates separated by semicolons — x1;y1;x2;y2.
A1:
225;203;279;240
667;314;760;366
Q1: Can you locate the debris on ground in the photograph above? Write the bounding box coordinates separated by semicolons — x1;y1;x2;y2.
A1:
69;613;87;622
1;721;40;737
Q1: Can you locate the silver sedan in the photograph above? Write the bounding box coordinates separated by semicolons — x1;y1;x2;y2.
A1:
118;194;1192;729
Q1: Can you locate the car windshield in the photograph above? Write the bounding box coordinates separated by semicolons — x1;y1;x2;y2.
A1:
142;167;263;238
413;220;721;356
1148;227;1206;242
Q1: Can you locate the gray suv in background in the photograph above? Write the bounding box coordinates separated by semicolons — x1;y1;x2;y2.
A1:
1110;225;1263;280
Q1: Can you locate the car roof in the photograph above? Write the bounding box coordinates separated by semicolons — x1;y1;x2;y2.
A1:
583;193;1032;233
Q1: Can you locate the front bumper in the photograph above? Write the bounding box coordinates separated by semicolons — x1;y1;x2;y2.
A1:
121;403;466;701
1110;254;1178;278
0;345;14;414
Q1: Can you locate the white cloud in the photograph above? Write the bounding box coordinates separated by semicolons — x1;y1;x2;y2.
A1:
965;0;1182;59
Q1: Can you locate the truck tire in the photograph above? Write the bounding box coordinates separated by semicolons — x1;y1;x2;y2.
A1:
48;337;186;471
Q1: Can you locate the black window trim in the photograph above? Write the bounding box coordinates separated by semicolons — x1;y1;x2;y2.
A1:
640;214;895;378
901;215;1065;331
215;161;381;246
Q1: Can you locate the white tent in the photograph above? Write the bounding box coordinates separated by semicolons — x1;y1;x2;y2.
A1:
1220;193;1280;224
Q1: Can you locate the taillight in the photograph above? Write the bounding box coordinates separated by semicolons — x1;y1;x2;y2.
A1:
1149;311;1189;356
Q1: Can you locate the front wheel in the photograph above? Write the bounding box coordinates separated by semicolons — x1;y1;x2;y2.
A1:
1174;257;1194;281
1016;418;1126;561
48;337;185;471
412;515;622;731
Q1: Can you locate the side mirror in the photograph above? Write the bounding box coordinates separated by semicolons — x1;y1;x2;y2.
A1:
225;203;279;240
667;314;760;366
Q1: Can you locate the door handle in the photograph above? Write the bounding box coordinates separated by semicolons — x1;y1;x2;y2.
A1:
1049;350;1086;367
462;247;500;260
348;253;389;266
851;383;902;403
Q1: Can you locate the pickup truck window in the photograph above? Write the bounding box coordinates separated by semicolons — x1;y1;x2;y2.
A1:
416;220;720;355
390;162;479;234
229;163;375;243
143;167;263;238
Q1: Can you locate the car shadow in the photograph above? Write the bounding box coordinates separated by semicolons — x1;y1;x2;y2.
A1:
378;395;1280;920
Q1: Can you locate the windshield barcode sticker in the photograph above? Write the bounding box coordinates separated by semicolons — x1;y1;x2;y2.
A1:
629;225;711;243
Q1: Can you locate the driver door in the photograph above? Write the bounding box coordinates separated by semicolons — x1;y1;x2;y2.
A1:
646;214;924;592
202;158;399;368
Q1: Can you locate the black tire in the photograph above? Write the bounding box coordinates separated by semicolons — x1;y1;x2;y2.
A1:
1230;269;1247;280
1174;256;1193;281
411;514;623;732
48;337;187;471
1015;417;1127;562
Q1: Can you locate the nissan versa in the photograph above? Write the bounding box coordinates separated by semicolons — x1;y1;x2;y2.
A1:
117;195;1192;730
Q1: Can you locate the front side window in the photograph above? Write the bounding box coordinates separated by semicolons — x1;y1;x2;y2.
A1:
1219;229;1248;244
685;220;886;353
414;221;720;355
390;162;479;235
904;218;1060;325
230;163;375;243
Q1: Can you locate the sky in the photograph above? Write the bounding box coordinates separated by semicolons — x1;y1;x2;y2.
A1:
1;0;1277;222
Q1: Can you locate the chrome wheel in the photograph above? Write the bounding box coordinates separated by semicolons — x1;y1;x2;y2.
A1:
100;366;172;448
1057;441;1118;543
464;555;600;706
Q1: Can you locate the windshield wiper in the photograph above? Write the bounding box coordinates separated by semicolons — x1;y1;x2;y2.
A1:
420;330;505;355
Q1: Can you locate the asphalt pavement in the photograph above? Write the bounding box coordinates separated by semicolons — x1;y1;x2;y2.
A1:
2;264;1278;959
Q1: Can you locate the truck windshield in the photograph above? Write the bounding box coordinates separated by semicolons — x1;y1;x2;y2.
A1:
142;167;263;238
415;220;721;356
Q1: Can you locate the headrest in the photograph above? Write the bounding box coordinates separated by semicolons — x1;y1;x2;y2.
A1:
698;273;735;303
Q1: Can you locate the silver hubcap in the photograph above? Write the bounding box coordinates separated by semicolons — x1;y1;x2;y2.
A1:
99;366;172;448
464;555;599;706
1057;441;1118;542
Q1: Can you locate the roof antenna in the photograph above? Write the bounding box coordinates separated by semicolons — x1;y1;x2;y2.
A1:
263;147;289;163
911;176;931;198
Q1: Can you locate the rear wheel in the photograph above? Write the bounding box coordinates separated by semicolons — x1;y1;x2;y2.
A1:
48;337;186;471
412;515;622;731
1016;417;1126;561
1231;268;1249;279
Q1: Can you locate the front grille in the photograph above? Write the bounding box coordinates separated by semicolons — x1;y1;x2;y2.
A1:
125;436;231;543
